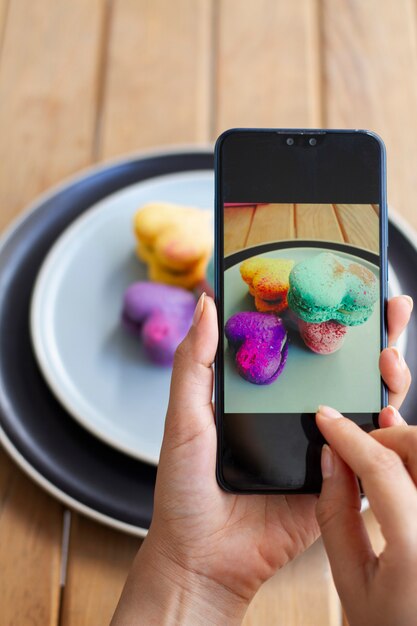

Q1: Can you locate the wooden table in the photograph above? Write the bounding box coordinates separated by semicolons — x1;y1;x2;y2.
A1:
0;1;415;624
224;203;379;255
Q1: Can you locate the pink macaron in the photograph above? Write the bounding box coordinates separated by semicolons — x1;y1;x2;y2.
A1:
297;318;348;354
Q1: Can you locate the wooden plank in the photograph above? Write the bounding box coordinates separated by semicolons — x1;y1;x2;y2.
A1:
0;0;108;622
243;537;341;626
334;204;379;253
99;0;213;158
295;203;344;242
215;0;322;134
0;0;106;231
246;203;294;247
61;515;141;626
0;462;63;626
224;205;255;255
322;0;417;230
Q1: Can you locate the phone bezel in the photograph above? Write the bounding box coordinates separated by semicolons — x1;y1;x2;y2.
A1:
214;128;388;494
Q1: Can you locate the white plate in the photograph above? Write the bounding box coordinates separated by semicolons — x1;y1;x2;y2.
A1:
31;171;214;465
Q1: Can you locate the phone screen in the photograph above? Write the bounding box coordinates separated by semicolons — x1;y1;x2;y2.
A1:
215;130;387;493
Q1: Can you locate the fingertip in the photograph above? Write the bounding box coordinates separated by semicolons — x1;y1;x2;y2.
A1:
379;405;406;428
316;406;344;437
317;405;343;419
387;295;413;346
177;292;218;367
400;294;414;313
379;347;409;395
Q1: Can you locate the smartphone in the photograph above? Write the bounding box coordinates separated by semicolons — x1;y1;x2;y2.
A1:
215;129;388;493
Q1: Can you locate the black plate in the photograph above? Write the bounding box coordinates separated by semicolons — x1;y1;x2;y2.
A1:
0;151;213;533
0;151;416;533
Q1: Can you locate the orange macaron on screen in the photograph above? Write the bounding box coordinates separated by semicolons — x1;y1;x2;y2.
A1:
223;202;381;414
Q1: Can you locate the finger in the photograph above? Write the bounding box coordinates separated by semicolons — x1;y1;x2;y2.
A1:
378;404;407;428
316;407;417;547
379;347;411;409
370;426;417;484
165;294;218;446
316;446;374;602
387;295;413;347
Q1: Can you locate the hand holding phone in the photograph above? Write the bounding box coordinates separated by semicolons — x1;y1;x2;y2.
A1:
111;294;411;624
316;408;417;626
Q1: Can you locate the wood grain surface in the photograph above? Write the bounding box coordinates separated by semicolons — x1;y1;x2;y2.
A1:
224;203;378;255
99;0;213;158
0;0;107;231
215;0;322;132
0;0;415;624
247;203;295;247
322;0;417;229
0;454;62;625
61;516;140;626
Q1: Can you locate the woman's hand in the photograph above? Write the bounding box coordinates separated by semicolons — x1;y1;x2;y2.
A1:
316;408;417;626
112;294;412;625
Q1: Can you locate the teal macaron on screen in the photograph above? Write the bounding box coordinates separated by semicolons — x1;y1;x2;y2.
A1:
223;203;381;415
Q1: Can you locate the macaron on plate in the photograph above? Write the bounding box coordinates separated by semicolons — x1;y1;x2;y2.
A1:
30;170;213;465
224;245;384;415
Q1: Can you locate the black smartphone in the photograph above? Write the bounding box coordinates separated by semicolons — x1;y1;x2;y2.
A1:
214;128;388;493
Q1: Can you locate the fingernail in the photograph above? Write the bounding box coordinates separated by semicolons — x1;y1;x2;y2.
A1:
192;292;206;327
391;347;407;371
402;295;414;312
317;405;342;419
321;444;334;479
386;404;404;425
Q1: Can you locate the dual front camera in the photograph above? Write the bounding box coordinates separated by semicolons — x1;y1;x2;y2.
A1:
286;137;317;146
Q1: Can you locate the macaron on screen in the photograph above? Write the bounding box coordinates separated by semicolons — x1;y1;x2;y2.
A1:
223;203;381;414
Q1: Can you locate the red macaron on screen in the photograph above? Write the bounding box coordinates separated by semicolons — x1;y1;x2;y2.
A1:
223;202;381;414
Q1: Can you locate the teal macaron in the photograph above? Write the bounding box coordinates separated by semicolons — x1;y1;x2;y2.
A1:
287;252;378;326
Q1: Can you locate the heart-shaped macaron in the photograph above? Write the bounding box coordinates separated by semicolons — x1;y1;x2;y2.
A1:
240;257;295;312
288;252;378;326
122;282;195;365
225;312;288;384
133;203;213;289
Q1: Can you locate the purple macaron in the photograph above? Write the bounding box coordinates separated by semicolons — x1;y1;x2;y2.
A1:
225;312;288;384
122;282;196;365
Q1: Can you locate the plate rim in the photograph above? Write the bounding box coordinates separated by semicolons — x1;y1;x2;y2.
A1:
0;144;213;245
30;169;214;465
0;149;213;535
0;424;147;537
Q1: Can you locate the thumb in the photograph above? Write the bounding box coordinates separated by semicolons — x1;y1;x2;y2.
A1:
164;293;218;446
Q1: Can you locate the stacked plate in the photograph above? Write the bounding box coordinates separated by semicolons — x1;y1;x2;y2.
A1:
0;149;416;537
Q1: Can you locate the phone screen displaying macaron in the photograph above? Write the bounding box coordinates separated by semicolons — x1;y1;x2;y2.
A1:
223;204;381;414
215;129;387;492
